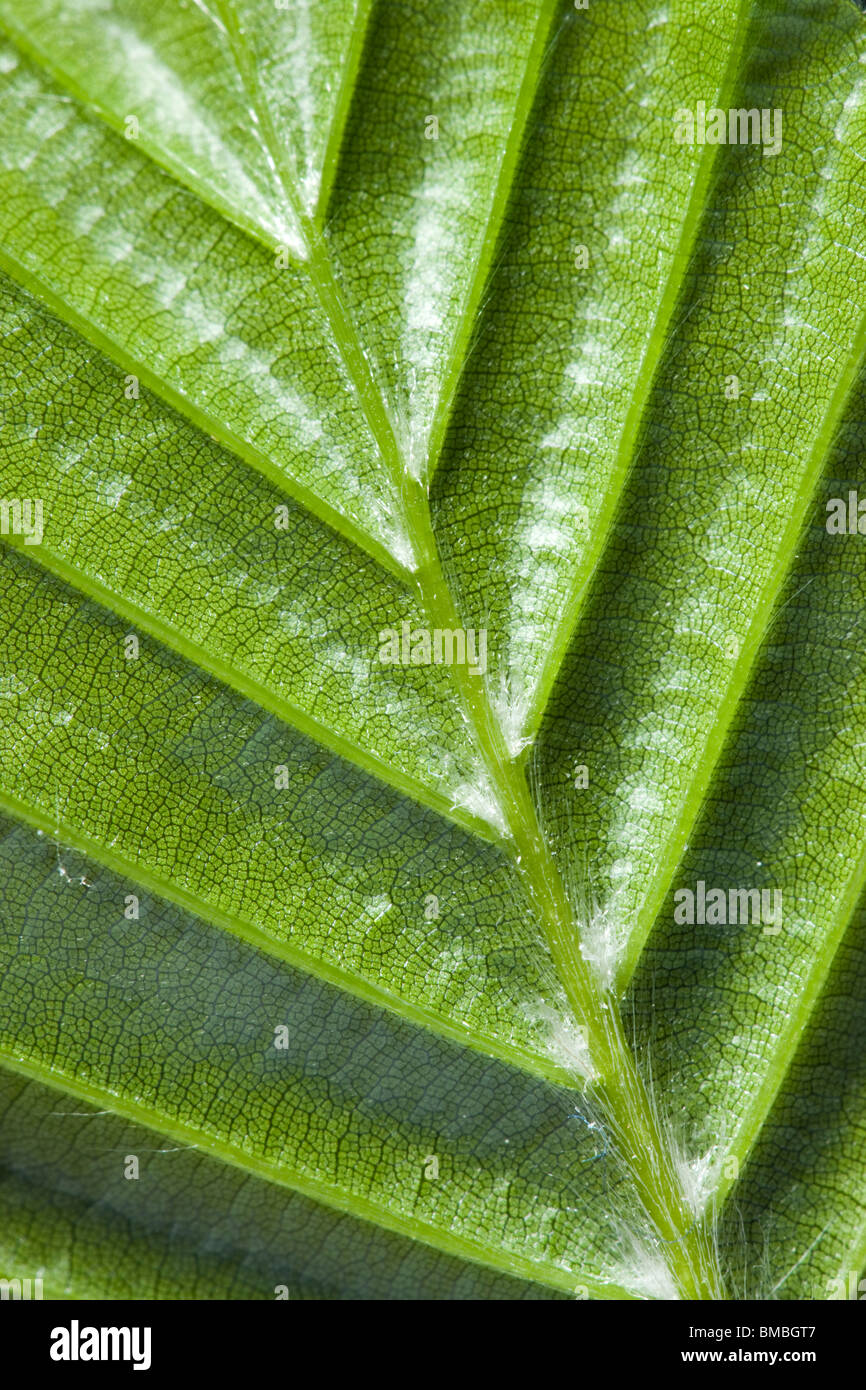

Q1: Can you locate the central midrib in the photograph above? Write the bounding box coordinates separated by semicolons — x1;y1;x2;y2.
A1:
237;0;730;1296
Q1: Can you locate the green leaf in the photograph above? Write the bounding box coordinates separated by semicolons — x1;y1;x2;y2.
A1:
1;0;866;1301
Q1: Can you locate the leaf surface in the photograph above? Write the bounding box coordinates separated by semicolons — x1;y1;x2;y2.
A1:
1;0;866;1301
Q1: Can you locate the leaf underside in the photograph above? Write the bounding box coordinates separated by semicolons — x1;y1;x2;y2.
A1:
1;0;866;1300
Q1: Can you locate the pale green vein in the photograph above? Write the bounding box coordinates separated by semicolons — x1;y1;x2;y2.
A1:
0;16;284;256
0;534;498;844
316;0;375;223
520;0;758;748
0;16;416;576
0;1053;619;1298
214;0;309;239
618;292;866;992
423;0;562;482
0;246;406;583
214;0;421;566
713;839;866;1217
0;781;573;1090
